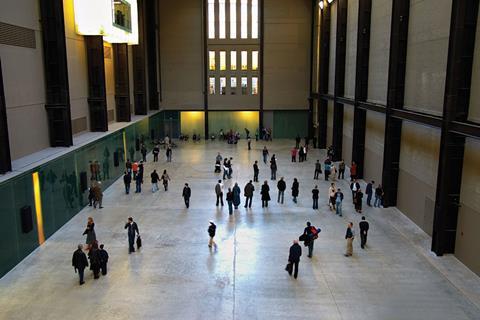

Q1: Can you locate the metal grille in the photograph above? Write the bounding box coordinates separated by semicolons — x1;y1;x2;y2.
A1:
0;22;36;49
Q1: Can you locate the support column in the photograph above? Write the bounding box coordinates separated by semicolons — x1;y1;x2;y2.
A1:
318;4;331;149
85;36;108;132
432;0;479;255
39;0;73;147
308;0;316;139
202;0;209;137
0;58;12;174
113;43;131;122
381;0;409;207
259;0;265;134
146;0;159;110
132;0;147;115
332;0;348;161
351;0;372;178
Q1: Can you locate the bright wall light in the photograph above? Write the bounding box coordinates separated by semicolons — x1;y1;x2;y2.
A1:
32;172;45;245
327;0;333;3
74;0;139;44
319;1;324;9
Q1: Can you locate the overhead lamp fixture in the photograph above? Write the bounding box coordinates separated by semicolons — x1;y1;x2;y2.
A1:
327;0;333;3
319;1;324;9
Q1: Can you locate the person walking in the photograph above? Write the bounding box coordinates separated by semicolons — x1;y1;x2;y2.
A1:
335;188;344;216
233;183;241;209
350;161;357;181
226;188;234;214
166;145;172;162
161;170;170;191
291;178;299;203
98;244;109;276
374;184;384;207
314;160;322;179
135;171;143;193
123;171;131;194
366;181;374;206
291;147;297;162
247;137;252;150
151;169;160;192
82;217;96;250
277;177;286;204
295;135;301;148
261;181;271;208
72;244;89;285
253;160;259;182
328;183;336;211
330;164;337;181
141;144;147;162
359;216;370;249
244;180;255;208
227;157;233;179
153;145;160;162
88;241;101;279
303;145;308;161
287;240;302;279
303;222;318;258
354;188;364;213
132;161;139;179
324;158;331;181
338;160;345;179
92;182;103;209
350;179;360;203
298;146;305;162
124;217;140;254
215;180;224;206
223;159;229;180
208;221;216;248
270;155;277;180
345;222;355;257
312;185;319;210
182;183;191;208
125;159;132;175
262;146;269;164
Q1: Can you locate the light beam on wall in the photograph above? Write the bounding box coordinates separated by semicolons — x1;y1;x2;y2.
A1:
32;172;45;245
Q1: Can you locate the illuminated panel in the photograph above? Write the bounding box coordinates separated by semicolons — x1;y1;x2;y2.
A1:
209;51;216;70
241;51;248;70
219;0;226;39
251;0;258;38
241;0;248;38
32;172;45;245
208;0;215;39
252;51;258;70
220;51;226;70
230;0;237;38
230;51;237;70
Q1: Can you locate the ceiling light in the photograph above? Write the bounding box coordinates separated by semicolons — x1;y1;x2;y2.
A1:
319;1;324;9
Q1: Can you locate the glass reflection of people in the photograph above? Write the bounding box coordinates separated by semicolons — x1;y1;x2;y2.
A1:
95;161;101;182
103;147;110;180
46;169;57;192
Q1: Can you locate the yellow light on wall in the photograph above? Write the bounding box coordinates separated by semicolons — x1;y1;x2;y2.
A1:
32;172;45;245
123;131;128;161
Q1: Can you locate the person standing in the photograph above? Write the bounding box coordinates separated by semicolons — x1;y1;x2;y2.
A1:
215;180;224;206
151;169;160;193
270;155;277;180
135;171;143;193
182;183;191;208
72;244;88;285
98;244;109;276
303;145;308;161
359;216;369;249
345;222;355;257
82;217;96;250
153;145;160;162
132;161;139;179
330;165;337;181
126;159;132;175
208;221;216;248
124;217;139;254
335;188;344;216
291;147;297;162
350;161;357;181
262;146;269;164
291;178;299;203
244;180;254;208
253;161;259;182
233;183;241;209
247;137;252;150
312;185;319;210
338;160;346;179
295;135;301;148
123;171;131;194
324;158;331;181
88;183;95;206
166;145;172;162
92;182;103;209
161;170;170;191
328;183;336;211
261;181;271;208
223;159;229;180
227;157;233;179
141;144;147;162
366;181;374;206
375;184;384;207
314;160;322;179
303;222;318;258
354;188;364;213
88;241;101;279
350;179;360;203
298;146;305;162
287;240;302;279
277;177;286;204
226;188;234;215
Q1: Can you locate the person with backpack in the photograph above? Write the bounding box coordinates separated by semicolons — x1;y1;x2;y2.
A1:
303;222;319;258
208;221;217;248
98;244;109;276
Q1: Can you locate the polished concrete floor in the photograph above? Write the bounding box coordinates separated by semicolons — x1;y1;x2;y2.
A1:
0;140;479;320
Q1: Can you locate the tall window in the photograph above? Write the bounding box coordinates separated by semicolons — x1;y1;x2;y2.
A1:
252;51;258;70
209;77;216;94
209;51;216;70
252;77;258;95
230;0;237;39
241;0;248;39
220;77;226;95
230;77;237;94
230;51;237;70
208;0;215;39
251;0;258;38
241;51;248;70
220;51;226;70
241;77;248;95
219;0;226;39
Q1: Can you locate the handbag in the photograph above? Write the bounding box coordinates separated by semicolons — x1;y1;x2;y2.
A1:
285;262;293;273
136;235;142;249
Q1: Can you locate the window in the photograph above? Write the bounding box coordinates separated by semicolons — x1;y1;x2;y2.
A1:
209;51;216;70
230;77;237;94
251;0;258;38
113;0;132;32
209;77;216;94
230;51;237;70
230;0;237;39
252;77;258;95
241;0;248;38
241;77;248;95
252;51;258;70
220;77;227;95
219;0;226;39
241;51;248;70
220;51;226;70
208;0;215;39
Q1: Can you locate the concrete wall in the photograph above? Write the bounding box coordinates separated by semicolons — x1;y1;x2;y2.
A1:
367;0;391;105
104;43;115;122
344;0;358;99
327;100;334;146
0;0;50;159
469;6;480;123
263;0;310;110
364;111;384;184
342;106;353;165
328;2;337;96
403;0;451;116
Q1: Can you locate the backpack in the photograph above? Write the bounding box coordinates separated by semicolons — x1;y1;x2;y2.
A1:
310;226;320;239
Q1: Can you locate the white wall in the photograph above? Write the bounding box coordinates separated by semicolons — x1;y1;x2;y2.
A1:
344;0;358;99
364;111;384;184
327;2;337;96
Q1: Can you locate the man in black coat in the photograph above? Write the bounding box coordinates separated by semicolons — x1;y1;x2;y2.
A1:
72;244;88;285
244;180;255;208
366;180;374;206
98;244;109;276
124;217;140;253
359;216;370;249
253;161;259;182
277;177;286;204
288;240;302;279
303;221;318;258
182;183;191;208
312;186;319;209
123;171;131;194
208;221;216;248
